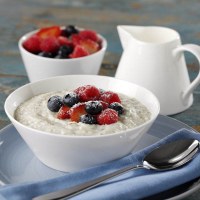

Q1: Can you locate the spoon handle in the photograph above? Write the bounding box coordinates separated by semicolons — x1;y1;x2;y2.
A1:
32;165;145;200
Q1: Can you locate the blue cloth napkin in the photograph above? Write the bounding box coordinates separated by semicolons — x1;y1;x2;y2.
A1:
0;128;200;200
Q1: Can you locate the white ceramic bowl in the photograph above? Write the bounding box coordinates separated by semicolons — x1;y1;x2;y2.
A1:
4;75;160;172
18;28;107;82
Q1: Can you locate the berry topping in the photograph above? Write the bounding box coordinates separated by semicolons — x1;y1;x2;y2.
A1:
69;45;89;58
99;91;121;104
40;37;60;53
85;101;103;115
97;108;118;125
37;26;61;39
63;92;80;107
22;25;102;59
38;52;54;58
23;35;41;54
79;30;99;42
57;105;70;119
47;96;63;112
109;102;124;115
61;25;79;37
79;39;99;54
57;45;73;58
80;114;97;124
70;103;87;122
74;85;100;102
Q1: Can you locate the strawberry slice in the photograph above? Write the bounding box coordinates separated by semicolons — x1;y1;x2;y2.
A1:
70;103;86;122
37;26;61;39
58;36;73;47
99;91;121;104
79;39;99;54
79;30;99;42
57;105;70;119
69;45;89;58
97;108;118;125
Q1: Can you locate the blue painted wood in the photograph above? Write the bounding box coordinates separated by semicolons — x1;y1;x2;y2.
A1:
0;1;200;198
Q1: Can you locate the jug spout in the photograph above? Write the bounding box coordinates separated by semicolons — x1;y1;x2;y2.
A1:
117;25;145;49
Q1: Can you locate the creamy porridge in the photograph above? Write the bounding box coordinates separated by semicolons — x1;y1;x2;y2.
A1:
14;90;151;136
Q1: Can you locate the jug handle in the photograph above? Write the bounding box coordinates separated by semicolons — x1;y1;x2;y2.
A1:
173;44;200;103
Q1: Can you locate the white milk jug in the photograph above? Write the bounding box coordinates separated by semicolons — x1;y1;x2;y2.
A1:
115;26;200;115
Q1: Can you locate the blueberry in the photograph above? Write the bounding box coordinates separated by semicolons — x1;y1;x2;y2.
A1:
62;25;79;37
57;45;73;58
80;114;97;124
47;96;63;112
38;52;54;58
108;102;124;115
85;101;103;115
63;92;79;107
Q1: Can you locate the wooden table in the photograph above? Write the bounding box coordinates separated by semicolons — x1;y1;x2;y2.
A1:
0;0;200;199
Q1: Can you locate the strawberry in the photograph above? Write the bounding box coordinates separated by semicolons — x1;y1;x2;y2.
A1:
37;26;61;39
97;108;118;125
23;35;41;54
57;105;70;119
99;91;121;104
74;85;100;102
58;36;73;47
69;45;89;58
79;39;99;54
40;37;60;53
79;30;99;42
70;103;86;122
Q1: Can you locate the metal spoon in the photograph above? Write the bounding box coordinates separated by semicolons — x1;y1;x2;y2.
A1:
33;139;199;200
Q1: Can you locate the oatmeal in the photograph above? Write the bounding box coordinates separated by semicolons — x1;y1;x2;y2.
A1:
14;86;151;136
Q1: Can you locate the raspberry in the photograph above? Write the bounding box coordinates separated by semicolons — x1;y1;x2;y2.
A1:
99;91;121;104
57;105;70;119
37;26;61;39
74;85;100;102
71;34;82;45
79;39;99;54
69;103;87;122
97;108;118;125
79;30;99;42
40;37;60;53
69;45;89;58
23;35;41;54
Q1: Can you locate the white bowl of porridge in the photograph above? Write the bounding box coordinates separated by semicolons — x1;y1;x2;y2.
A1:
4;75;160;172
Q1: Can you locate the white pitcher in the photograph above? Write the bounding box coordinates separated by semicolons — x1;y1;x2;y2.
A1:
115;25;200;115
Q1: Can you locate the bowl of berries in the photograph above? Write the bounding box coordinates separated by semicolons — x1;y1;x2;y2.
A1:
4;75;160;172
19;25;107;82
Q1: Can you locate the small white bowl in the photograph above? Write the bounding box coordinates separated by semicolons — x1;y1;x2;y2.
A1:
4;75;160;172
18;28;107;82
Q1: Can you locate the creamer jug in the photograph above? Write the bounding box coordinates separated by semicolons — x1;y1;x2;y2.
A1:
115;26;200;115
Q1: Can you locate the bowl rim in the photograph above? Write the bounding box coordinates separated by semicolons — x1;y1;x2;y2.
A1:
18;26;107;62
4;75;160;139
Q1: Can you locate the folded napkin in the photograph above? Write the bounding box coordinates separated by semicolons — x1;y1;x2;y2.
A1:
0;128;200;200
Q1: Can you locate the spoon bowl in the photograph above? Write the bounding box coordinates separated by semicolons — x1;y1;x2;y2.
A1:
143;139;199;170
